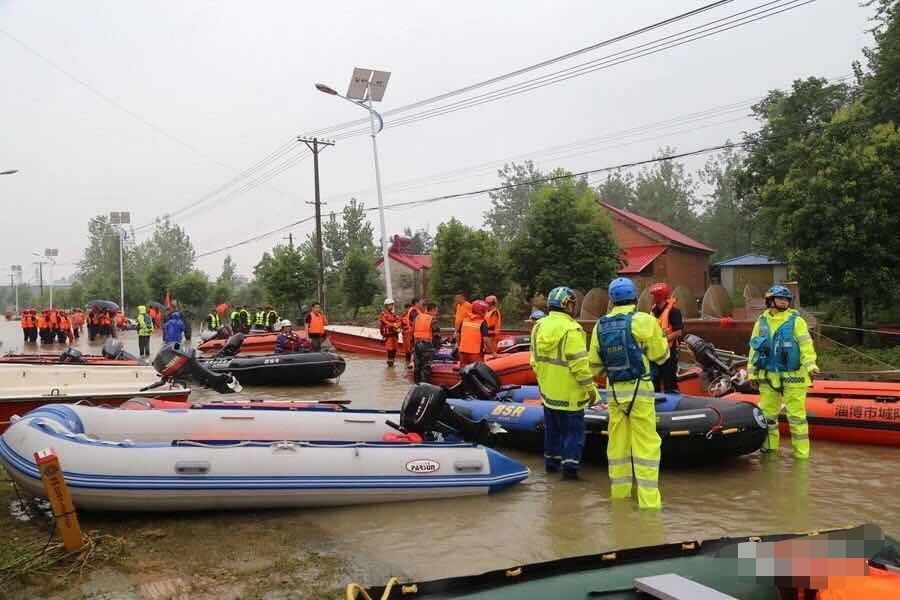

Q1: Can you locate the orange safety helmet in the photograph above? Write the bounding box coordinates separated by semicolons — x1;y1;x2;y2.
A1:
649;282;670;303
484;295;498;306
471;300;489;316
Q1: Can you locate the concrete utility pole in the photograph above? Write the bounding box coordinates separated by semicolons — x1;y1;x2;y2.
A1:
283;233;294;250
297;136;335;309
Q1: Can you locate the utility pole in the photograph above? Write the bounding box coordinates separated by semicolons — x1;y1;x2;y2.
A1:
283;233;294;250
297;136;334;309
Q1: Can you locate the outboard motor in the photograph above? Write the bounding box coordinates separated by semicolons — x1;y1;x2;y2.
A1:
394;383;492;444
683;333;752;396
451;362;502;400
100;337;140;361
58;347;86;364
151;343;242;394
215;332;245;358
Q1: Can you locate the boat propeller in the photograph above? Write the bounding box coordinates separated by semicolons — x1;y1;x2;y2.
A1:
151;343;243;394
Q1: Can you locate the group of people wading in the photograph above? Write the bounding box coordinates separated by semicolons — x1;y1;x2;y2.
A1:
378;293;502;383
532;279;817;511
19;306;125;344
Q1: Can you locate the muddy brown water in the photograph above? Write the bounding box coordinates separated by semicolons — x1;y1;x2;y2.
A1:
1;319;898;585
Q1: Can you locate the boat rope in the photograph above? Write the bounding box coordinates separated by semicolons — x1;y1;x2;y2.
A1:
818;323;900;336
816;333;899;370
346;577;404;600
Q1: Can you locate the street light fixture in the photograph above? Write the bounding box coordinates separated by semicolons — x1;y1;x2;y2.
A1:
110;211;130;313
315;68;394;301
0;169;18;176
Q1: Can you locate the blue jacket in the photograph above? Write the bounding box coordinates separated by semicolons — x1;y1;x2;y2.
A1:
163;313;185;344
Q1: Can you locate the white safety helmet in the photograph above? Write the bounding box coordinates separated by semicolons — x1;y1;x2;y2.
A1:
383;298;395;306
280;319;292;328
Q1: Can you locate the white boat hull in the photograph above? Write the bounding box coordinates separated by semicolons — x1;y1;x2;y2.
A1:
0;404;528;511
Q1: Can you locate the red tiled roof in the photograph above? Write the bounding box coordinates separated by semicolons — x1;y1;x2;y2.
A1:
618;245;666;274
376;252;432;271
600;202;714;253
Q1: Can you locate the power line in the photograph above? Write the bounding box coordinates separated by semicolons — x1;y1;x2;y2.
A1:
302;0;740;138
0;27;303;227
193;141;741;260
145;0;809;233
328;0;815;141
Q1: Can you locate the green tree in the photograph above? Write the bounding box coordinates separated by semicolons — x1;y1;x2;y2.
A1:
595;171;636;209
322;198;375;268
340;248;381;317
484;161;546;243
254;245;317;315
212;255;238;302
509;180;621;298
402;226;434;254
696;145;751;259
136;217;196;275
759;105;900;339
171;270;210;311
78;215;124;298
429;218;509;306
631;147;701;237
145;262;174;302
860;0;900;125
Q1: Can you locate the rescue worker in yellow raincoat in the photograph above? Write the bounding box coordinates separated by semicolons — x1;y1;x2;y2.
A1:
530;286;597;480
748;284;819;459
589;277;669;510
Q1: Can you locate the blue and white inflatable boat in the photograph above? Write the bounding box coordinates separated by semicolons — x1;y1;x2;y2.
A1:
0;391;528;512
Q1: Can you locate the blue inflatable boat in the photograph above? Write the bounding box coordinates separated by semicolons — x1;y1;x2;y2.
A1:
448;385;768;466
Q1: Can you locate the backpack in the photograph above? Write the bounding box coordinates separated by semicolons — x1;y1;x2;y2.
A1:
596;312;646;383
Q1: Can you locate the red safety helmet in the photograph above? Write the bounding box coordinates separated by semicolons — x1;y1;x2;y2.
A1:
471;300;489;316
649;282;670;303
484;295;498;306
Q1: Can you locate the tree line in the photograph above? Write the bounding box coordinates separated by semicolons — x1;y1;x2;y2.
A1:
12;1;895;335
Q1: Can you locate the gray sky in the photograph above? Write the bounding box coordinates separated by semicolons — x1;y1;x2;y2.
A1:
0;0;873;282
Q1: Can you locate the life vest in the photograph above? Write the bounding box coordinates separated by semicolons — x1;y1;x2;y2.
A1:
207;312;221;329
230;311;240;323
266;310;279;325
21;313;34;328
413;313;435;341
751;313;800;372
307;312;326;335
458;318;484;354
485;307;501;335
595;311;647;383
379;310;399;337
400;308;412;330
254;311;266;326
37;315;47;329
454;301;472;331
48;311;58;328
655;298;678;348
59;316;71;333
239;309;250;324
138;314;153;336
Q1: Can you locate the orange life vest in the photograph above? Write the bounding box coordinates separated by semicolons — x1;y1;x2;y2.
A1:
815;567;899;599
37;315;47;329
379;310;400;337
485;307;501;335
48;311;58;328
458;317;484;354
307;311;327;335
454;301;472;331
59;316;71;332
414;313;435;341
400;308;412;331
655;297;678;348
21;313;34;328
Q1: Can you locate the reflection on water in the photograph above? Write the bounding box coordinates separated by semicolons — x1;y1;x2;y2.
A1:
1;320;898;580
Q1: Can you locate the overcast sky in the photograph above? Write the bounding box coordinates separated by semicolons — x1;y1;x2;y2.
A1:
0;0;874;283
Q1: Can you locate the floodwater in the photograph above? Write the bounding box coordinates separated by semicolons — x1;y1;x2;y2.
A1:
1;318;898;584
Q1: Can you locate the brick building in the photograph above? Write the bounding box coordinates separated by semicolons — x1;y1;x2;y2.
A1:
374;235;432;304
598;202;715;299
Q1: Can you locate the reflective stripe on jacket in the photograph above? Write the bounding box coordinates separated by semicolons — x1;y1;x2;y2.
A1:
530;310;595;411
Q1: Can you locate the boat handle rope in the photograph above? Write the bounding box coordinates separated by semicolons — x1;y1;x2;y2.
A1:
705;406;725;440
346;577;413;600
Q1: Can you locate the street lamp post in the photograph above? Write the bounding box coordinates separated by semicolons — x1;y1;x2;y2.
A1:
315;68;394;301
10;265;22;313
44;249;58;309
110;212;130;313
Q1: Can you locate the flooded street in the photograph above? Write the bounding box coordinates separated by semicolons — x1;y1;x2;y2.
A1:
1;319;898;596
